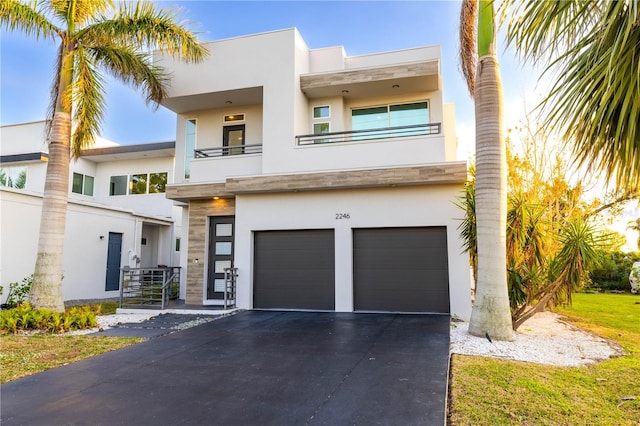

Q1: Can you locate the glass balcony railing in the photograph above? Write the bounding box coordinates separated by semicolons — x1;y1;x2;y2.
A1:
296;123;441;146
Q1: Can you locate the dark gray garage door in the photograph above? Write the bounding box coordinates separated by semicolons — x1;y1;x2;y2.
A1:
254;230;335;310
353;227;450;313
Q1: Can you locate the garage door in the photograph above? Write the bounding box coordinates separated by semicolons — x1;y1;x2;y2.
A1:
254;230;335;310
353;227;450;313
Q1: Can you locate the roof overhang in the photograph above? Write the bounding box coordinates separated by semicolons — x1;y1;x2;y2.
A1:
80;141;175;162
300;61;440;99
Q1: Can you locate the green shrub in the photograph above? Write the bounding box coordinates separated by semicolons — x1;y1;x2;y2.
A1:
0;304;97;334
1;275;33;309
588;251;640;292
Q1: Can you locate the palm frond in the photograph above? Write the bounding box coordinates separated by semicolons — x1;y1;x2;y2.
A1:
70;46;105;158
0;0;60;39
504;0;599;64
504;0;640;190
50;0;112;27
85;0;208;64
459;0;477;96
88;43;169;106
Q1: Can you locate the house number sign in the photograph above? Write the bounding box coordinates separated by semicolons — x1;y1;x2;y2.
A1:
335;213;351;219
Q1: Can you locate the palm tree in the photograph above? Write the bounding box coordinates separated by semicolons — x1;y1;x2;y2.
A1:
459;0;514;340
504;0;640;191
0;0;208;311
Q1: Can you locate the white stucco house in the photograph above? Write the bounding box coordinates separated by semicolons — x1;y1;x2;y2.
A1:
157;28;472;319
0;121;181;302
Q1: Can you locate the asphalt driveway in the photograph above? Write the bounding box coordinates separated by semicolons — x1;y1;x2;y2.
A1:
1;311;450;426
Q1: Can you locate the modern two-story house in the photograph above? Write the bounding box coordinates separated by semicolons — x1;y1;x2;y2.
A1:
158;28;472;320
0;121;181;302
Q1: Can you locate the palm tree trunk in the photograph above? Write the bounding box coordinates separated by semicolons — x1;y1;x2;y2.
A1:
30;111;71;312
468;53;514;340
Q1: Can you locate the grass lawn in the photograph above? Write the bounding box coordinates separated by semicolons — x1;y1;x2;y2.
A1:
0;334;142;383
0;301;141;384
448;293;640;425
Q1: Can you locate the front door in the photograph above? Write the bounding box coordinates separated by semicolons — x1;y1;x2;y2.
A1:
105;232;123;291
223;125;245;155
207;216;235;299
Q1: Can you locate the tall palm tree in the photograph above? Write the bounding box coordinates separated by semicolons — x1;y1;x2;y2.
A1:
504;0;640;191
460;0;514;340
0;0;208;311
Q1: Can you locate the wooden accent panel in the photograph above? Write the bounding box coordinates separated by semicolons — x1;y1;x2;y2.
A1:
185;198;236;304
166;182;232;203
300;61;439;91
226;162;467;194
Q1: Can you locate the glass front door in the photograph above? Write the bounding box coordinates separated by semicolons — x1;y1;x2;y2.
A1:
207;216;235;300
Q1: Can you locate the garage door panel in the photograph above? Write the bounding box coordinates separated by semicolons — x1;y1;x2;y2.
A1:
254;230;335;310
354;227;450;313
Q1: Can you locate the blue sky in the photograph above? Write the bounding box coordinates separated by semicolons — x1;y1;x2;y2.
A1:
0;0;537;157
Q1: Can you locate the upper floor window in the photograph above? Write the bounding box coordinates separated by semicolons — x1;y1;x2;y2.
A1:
313;106;330;118
72;172;94;196
185;119;196;179
352;102;429;130
312;105;331;142
0;167;27;189
109;172;167;196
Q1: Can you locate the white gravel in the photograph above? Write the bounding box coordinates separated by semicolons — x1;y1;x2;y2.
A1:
450;311;624;366
75;311;623;367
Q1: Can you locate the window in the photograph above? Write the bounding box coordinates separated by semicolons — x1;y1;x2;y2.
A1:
149;172;167;193
351;102;429;139
84;176;94;196
130;173;148;194
72;172;94;196
175;238;181;252
0;167;27;189
110;175;127;195
312;106;331;143
111;172;168;196
224;114;245;122
313;106;330;118
313;122;330;134
185;119;196;179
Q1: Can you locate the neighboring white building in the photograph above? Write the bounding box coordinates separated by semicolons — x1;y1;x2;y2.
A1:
0;121;181;302
157;28;472;319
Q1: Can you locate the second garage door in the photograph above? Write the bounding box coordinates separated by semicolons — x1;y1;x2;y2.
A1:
254;229;335;310
353;227;450;313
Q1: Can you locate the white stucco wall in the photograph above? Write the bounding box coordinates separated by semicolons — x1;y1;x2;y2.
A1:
233;185;472;320
1;189;145;301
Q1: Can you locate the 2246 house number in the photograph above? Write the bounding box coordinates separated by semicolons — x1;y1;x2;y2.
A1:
335;213;351;219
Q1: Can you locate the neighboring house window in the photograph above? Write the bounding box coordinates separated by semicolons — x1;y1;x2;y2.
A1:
312;105;330;143
111;172;168;196
149;172;168;193
130;173;148;194
185;119;196;179
109;175;128;196
0;167;27;189
351;101;429;139
72;172;94;196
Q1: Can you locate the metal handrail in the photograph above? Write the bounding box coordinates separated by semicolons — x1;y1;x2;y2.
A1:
119;266;181;309
194;144;263;158
223;267;238;309
296;122;441;146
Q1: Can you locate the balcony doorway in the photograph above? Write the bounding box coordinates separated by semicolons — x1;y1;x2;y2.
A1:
223;125;245;155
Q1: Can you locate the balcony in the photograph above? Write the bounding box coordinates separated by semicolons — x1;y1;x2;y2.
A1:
295;123;441;146
189;143;263;183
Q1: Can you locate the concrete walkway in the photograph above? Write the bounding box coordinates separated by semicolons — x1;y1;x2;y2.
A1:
1;311;450;425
